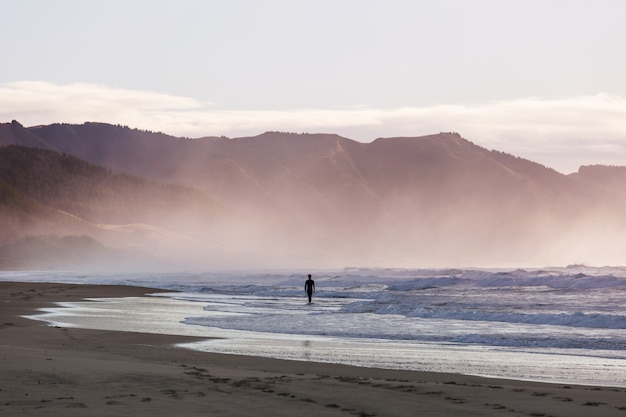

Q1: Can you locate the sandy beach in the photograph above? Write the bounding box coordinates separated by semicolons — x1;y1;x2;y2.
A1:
2;282;626;416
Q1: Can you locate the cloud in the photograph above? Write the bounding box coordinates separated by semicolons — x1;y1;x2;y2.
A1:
2;81;626;173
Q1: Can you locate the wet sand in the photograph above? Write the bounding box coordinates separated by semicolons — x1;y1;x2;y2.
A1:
2;281;626;416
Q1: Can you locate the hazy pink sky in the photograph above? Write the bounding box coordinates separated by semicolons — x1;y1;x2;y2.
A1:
1;0;626;173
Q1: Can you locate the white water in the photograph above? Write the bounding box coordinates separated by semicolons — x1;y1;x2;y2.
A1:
5;265;626;387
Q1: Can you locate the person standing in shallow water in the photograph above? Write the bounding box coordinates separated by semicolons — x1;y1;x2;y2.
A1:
304;274;315;303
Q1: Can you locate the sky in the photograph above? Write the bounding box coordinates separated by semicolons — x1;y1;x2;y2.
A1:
1;0;626;173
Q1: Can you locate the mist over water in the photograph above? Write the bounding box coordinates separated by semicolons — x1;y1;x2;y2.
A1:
63;189;626;272
78;211;626;273
78;184;626;273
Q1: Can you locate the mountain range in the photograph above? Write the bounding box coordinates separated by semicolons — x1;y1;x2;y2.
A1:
1;120;625;269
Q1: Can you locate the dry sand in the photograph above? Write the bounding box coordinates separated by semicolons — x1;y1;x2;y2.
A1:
2;281;626;417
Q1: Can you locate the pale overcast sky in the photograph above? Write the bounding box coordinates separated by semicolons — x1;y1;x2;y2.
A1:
1;0;626;173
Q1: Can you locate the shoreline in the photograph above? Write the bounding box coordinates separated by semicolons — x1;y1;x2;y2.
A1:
2;282;626;416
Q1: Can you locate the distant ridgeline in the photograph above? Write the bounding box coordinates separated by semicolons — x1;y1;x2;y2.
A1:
1;119;625;268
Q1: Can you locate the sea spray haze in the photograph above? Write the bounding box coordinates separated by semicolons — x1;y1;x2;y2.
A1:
2;121;626;270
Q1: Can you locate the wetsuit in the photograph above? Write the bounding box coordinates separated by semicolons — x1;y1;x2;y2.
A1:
305;278;315;303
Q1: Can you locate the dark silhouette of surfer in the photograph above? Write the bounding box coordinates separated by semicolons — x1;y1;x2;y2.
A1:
304;274;315;303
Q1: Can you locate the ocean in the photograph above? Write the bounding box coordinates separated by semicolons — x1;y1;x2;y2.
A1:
5;265;626;387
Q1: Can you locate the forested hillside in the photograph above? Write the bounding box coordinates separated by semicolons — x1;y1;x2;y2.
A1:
0;146;224;269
